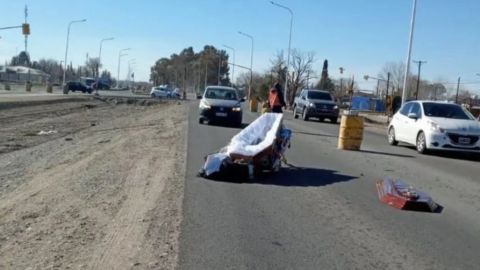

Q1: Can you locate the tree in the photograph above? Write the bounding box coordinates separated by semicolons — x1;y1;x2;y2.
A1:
236;71;270;100
86;57;101;78
9;51;31;67
286;49;315;106
316;59;335;91
269;50;287;86
378;61;406;95
150;45;230;90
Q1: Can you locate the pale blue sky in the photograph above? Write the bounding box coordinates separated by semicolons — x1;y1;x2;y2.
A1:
1;0;479;93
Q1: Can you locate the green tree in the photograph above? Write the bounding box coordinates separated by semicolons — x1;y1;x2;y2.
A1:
316;59;335;91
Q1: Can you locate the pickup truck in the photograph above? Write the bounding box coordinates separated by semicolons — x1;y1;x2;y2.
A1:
293;89;339;123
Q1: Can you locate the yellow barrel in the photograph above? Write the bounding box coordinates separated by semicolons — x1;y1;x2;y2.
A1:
338;114;364;150
249;99;258;112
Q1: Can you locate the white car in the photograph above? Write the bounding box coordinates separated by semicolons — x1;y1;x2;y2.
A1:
150;86;171;98
388;101;480;154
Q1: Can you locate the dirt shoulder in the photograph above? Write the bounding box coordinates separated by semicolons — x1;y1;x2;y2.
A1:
0;98;188;269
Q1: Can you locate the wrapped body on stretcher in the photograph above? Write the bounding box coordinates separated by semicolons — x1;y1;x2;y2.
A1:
199;113;292;179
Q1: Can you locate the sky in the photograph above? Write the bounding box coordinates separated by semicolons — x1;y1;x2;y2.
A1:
1;0;479;94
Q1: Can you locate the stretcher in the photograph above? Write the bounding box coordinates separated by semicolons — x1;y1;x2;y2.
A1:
199;113;292;179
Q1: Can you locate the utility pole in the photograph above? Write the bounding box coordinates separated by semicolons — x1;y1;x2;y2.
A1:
217;56;221;85
204;61;208;89
386;72;390;115
306;70;310;88
413;60;426;100
455;76;461;104
24;5;28;53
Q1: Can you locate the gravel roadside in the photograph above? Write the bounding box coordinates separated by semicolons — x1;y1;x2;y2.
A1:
0;99;188;269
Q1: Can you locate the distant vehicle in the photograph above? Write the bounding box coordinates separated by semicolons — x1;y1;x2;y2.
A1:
172;88;182;99
63;81;92;94
388;101;480;154
90;81;110;90
293;89;339;123
150;86;172;98
198;86;245;127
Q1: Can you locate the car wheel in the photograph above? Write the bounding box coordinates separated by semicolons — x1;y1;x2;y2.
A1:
319;118;325;122
302;108;309;121
330;117;338;124
151;94;155;98
388;126;399;146
199;118;204;124
416;131;428;154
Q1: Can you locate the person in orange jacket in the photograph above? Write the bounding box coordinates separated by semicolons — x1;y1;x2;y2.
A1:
268;82;287;113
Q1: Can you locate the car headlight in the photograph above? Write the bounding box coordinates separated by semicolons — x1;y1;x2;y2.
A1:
232;107;242;112
308;102;315;107
428;121;444;133
199;100;211;109
333;105;339;110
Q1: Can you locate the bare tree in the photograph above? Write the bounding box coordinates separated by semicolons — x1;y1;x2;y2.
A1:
287;49;315;106
86;58;101;78
269;50;287;86
378;61;405;95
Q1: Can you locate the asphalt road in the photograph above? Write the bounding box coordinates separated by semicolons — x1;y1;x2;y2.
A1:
178;102;480;270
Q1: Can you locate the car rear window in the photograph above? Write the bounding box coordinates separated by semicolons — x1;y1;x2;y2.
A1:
307;91;332;100
422;103;473;120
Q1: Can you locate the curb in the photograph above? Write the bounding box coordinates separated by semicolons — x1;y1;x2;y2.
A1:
0;96;93;110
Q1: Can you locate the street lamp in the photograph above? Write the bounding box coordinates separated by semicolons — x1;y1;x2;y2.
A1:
117;48;131;88
238;31;254;99
270;1;293;105
127;59;136;88
62;19;86;87
223;44;235;86
98;37;114;73
401;0;418;105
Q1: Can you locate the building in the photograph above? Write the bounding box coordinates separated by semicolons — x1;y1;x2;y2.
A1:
0;65;50;84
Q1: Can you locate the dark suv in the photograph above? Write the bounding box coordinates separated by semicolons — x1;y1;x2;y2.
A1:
293;89;339;123
63;81;92;94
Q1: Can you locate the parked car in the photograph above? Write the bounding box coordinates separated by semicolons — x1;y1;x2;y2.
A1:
172;88;182;99
293;89;339;123
150;86;172;98
63;81;92;94
92;81;110;90
198;86;245;127
388;101;480;154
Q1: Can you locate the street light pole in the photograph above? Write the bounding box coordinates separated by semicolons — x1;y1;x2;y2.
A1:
238;31;254;99
401;0;418;105
98;37;114;75
270;1;293;106
223;45;235;86
62;19;86;87
117;48;131;88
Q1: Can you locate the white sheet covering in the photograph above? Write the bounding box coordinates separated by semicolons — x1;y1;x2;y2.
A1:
226;113;283;157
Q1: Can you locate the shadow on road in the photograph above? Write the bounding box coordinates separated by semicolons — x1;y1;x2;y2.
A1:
205;166;357;187
402;203;444;214
399;145;479;162
360;149;415;158
293;131;338;138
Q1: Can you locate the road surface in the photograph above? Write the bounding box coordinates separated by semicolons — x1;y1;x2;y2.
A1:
179;102;480;270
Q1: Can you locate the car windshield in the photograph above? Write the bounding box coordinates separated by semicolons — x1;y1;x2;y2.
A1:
205;88;237;100
308;91;332;100
422;103;474;120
